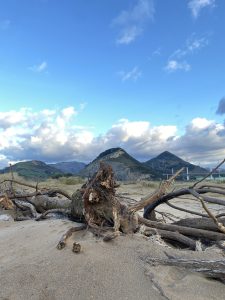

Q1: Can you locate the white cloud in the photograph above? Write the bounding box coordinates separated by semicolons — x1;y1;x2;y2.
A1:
165;34;209;73
61;106;77;119
186;36;209;52
172;117;225;166
0;108;32;129
116;26;142;45
188;0;215;18
165;60;191;72
190;117;214;130
118;66;142;82
29;61;48;73
1;107;225;168
112;0;154;45
172;36;209;59
0;19;11;30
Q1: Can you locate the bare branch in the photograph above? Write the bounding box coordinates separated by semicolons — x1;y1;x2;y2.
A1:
144;187;225;219
191;158;225;188
35;208;70;221
188;189;225;234
166;201;208;218
129;168;184;213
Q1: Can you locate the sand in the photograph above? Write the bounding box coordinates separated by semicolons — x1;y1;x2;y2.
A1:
1;180;225;299
1;217;225;300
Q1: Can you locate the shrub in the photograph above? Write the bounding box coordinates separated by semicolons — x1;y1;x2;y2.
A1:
58;176;84;185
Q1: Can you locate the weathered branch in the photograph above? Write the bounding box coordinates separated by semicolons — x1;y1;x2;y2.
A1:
14;200;39;218
0;179;39;190
143;227;197;249
166;201;208;218
138;216;225;241
199;184;225;191
0;179;72;200
0;195;14;209
57;225;87;250
145;255;225;282
129;168;184;213
35;208;70;221
191;158;225;188
173;217;225;232
144;187;225;219
188;189;225;234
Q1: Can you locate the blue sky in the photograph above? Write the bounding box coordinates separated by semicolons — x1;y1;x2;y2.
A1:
0;0;225;167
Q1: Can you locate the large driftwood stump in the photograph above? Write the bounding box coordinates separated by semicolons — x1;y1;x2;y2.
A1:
82;162;139;240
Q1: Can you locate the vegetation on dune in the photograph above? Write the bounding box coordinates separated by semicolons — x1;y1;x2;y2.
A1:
0;160;64;180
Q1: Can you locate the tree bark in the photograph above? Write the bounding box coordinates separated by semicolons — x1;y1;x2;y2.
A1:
145;255;225;282
143;227;197;249
138;216;225;241
173;217;225;232
29;195;71;213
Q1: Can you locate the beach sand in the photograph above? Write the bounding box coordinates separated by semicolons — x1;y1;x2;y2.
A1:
1;217;225;300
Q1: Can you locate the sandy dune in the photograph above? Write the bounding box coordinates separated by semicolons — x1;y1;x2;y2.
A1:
0;218;225;300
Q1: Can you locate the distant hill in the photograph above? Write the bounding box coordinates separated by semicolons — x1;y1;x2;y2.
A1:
143;151;208;179
49;161;86;175
80;147;159;181
0;160;64;180
0;150;209;182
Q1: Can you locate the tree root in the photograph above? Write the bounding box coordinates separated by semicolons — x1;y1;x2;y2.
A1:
57;224;87;250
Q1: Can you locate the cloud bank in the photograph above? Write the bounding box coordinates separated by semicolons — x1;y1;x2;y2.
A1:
1;105;225;168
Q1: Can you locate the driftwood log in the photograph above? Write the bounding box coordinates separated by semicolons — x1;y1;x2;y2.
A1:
145;253;225;283
1;162;225;250
173;217;225;232
2;161;225;282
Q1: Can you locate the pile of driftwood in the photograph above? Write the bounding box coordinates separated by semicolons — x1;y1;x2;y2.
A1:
1;161;225;282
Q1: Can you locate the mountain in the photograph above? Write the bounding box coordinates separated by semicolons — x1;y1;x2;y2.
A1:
0;160;64;180
80;147;159;181
143;151;208;179
49;161;86;175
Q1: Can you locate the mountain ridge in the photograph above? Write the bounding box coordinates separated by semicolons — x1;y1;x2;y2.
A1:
0;149;208;181
0;160;64;180
80;147;159;180
143;151;208;178
49;161;86;175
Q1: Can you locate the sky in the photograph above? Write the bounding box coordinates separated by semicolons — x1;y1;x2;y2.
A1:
0;0;225;168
